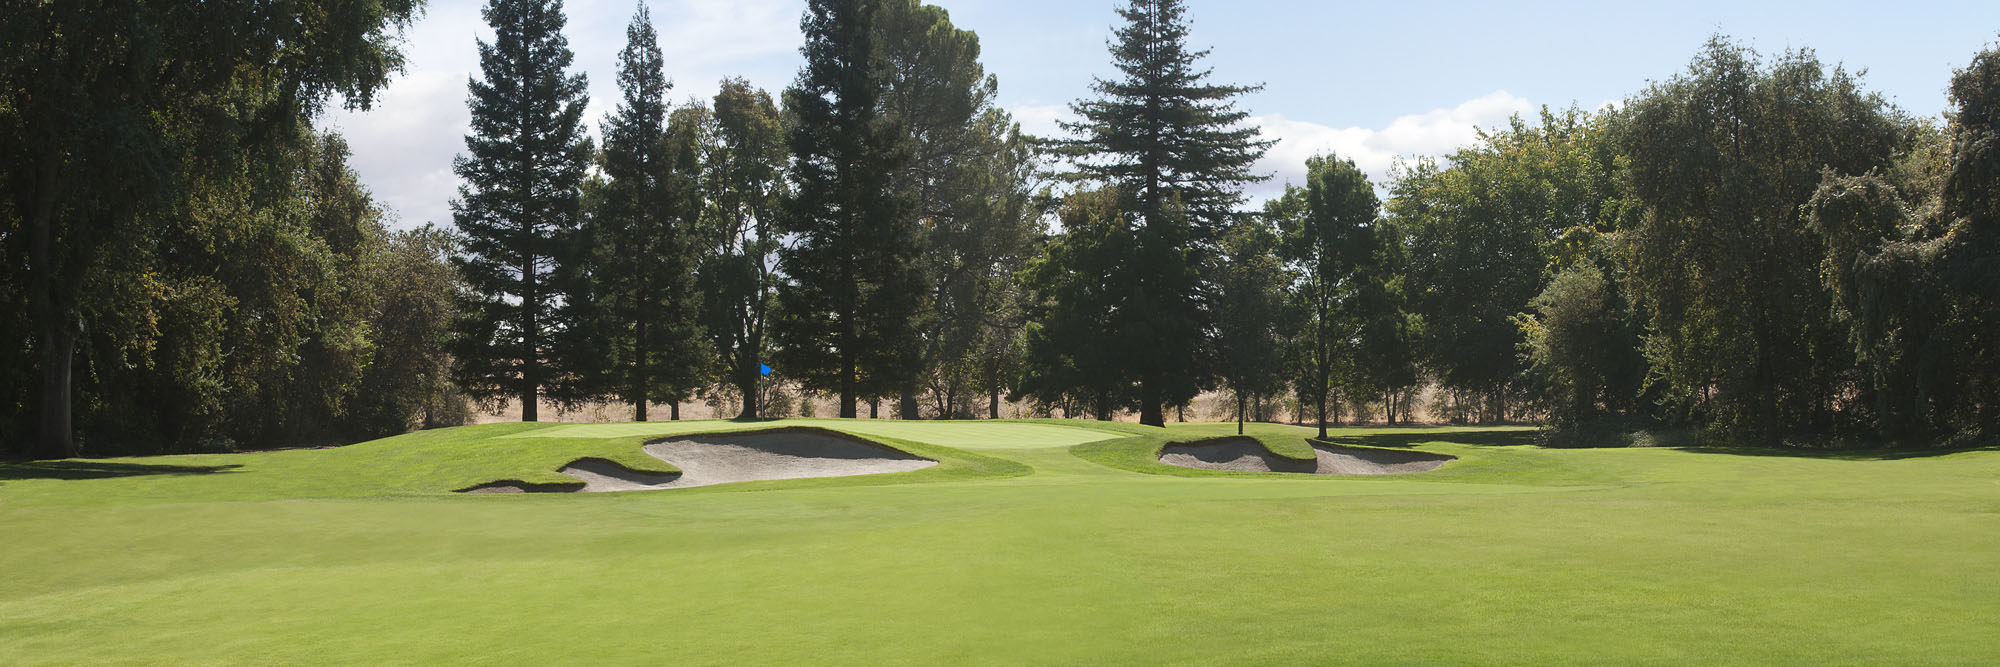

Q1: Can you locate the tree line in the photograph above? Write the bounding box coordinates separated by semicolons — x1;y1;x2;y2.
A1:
1383;37;2000;448
446;0;1042;427
1;0;465;459
4;0;1996;459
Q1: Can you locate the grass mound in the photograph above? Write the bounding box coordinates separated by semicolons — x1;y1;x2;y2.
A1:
5;420;1998;664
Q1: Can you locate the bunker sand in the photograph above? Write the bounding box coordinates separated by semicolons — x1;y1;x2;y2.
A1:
460;427;937;493
1159;436;1454;475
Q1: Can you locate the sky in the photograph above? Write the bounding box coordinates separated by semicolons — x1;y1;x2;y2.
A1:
324;0;2000;230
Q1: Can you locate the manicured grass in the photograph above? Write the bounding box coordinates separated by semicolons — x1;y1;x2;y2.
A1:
0;420;1033;507
2;420;1996;664
513;418;1127;449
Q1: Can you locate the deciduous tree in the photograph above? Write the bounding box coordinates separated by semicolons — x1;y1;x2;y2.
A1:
0;0;418;457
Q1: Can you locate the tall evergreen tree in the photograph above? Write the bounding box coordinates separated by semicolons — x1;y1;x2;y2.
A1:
775;0;921;418
1053;0;1271;426
589;3;705;421
450;0;594;422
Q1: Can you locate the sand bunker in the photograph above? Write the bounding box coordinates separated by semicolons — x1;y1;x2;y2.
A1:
458;427;937;493
1159;437;1454;475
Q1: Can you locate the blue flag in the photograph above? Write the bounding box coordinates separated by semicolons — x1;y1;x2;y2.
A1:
759;363;772;377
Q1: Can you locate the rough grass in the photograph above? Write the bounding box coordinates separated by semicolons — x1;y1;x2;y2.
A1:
2;419;1996;664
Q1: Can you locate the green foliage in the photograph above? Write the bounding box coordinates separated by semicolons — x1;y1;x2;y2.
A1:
0;0;419;457
584;5;708;421
1051;0;1270;425
0;123;437;453
874;0;1038;419
352;224;472;437
1017;189;1140;420
1280;152;1376;433
1620;36;1913;444
775;0;923;418
1214;216;1292;432
1054;0;1271;242
1799;41;2000;443
1518;261;1647;428
1388;108;1630;423
1938;42;2000;440
449;0;596;422
697;78;790;419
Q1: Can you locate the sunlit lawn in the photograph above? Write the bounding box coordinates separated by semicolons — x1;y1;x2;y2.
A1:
2;419;1995;664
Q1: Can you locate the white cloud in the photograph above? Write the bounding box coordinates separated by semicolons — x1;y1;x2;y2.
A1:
326;0;801;230
1251;90;1535;196
1012;91;1536;202
653;0;800;68
1006;103;1070;139
332;2;1536;230
325;70;472;227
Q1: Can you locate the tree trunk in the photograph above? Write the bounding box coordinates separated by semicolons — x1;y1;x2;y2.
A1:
37;324;77;459
1316;388;1328;439
28;165;79;460
736;368;759;420
521;262;540;423
634;320;649;421
899;385;919;420
988;386;1000;420
738;315;764;419
1138;380;1164;427
1236;387;1246;435
669;402;679;421
839;329;857;418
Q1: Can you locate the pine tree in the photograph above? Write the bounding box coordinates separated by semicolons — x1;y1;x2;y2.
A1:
449;0;594;422
587;2;706;422
1053;0;1271;426
775;0;921;418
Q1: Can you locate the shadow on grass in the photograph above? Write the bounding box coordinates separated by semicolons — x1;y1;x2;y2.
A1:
1670;445;1999;461
1315;430;1540;449
0;461;243;481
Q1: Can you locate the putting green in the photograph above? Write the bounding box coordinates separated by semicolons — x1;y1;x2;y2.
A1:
3;420;1996;664
503;418;1126;450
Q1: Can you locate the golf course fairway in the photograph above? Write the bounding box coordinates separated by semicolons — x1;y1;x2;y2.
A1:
2;419;1996;664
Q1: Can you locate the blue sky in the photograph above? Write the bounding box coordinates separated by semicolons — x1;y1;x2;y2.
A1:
325;0;2000;229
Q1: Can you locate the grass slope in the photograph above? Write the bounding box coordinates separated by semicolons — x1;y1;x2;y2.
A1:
2;420;1996;664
